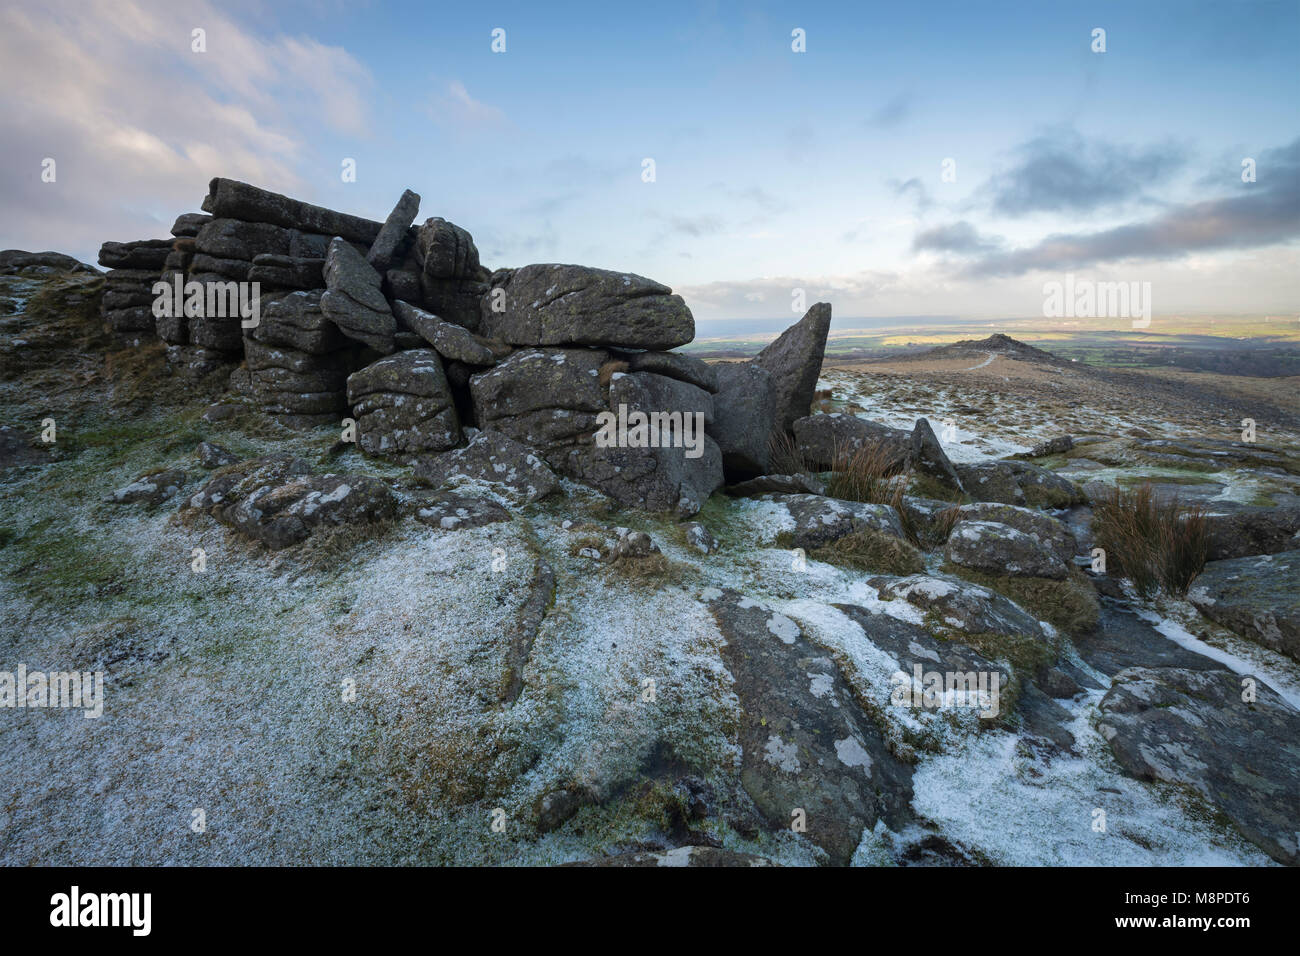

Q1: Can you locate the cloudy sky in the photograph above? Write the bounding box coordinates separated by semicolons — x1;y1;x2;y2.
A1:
1;0;1296;321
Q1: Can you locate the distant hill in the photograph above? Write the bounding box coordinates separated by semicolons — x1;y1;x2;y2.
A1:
922;333;1071;367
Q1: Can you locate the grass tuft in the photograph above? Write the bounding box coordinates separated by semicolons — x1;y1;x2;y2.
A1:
1092;482;1208;598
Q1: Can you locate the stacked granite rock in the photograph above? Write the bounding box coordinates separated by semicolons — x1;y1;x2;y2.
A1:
425;262;726;515
153;213;208;368
104;175;835;515
187;178;393;413
97;238;173;343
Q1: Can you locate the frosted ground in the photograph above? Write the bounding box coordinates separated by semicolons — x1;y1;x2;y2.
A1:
0;398;1285;866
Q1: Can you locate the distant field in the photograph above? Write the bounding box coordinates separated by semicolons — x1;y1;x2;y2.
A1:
687;314;1300;375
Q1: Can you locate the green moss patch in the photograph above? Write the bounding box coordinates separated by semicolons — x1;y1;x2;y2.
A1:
946;564;1100;638
811;528;925;575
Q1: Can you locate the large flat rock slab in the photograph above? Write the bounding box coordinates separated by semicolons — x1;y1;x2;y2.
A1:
1099;666;1300;865
1188;550;1300;663
703;587;912;865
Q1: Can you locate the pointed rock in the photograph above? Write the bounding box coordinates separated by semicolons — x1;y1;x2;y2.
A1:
367;189;420;273
753;302;832;434
910;417;964;495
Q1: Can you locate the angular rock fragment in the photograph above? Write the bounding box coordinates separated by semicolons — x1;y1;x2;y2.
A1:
684;522;719;554
97;239;173;271
944;520;1069;579
726;473;826;497
106;468;187;505
394;299;507;366
615;349;719;393
910;417;963;495
950;502;1078;565
195;442;238;469
1204;506;1300;561
367;188;420;273
955;460;1084;508
321;237;396;352
409;492;511;530
781;493;906;551
753;301;831;434
793;413;910;473
170;213;212;238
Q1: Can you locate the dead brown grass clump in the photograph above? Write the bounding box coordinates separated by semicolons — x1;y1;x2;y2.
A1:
767;429;812;477
1092;482;1208;598
825;441;925;545
810;388;835;414
598;360;629;387
826;441;906;506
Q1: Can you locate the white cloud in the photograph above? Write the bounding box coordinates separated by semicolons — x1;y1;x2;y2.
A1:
0;0;374;262
427;80;508;135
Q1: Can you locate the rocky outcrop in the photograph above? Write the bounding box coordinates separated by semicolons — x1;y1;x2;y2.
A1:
185;455;396;550
244;291;360;425
97;240;171;337
467;347;722;514
0;250;99;275
470;347;608;453
950;503;1078;565
955;460;1085;508
560;368;723;516
479;264;693;350
871;574;1050;644
1204;506;1300;560
346;349;460;460
1187;550;1300;663
781;494;906;551
1099;666;1300;865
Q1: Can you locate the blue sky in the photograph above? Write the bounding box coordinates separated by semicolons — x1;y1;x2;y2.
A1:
1;0;1297;320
